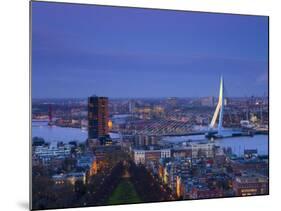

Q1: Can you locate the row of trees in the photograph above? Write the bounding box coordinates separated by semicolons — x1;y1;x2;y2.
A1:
80;161;124;206
128;160;174;202
32;150;175;209
32;150;130;209
32;160;125;209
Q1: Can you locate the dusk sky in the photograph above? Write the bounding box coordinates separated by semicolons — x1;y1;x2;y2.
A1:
32;2;268;98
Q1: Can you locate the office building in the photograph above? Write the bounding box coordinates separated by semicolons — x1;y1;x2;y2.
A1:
88;96;109;139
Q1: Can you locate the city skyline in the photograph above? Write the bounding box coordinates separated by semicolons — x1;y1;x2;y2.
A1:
32;2;268;98
31;3;269;209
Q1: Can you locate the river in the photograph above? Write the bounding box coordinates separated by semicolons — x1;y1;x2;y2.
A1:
162;134;268;156
32;121;122;142
32;121;268;156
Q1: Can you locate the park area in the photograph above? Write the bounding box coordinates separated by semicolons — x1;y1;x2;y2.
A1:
107;179;142;205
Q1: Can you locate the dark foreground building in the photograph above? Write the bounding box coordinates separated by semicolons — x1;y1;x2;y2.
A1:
88;96;109;139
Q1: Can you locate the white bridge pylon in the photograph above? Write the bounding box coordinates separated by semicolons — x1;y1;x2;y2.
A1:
209;76;225;134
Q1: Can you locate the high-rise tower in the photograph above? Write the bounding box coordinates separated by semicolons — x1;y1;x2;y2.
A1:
88;96;109;139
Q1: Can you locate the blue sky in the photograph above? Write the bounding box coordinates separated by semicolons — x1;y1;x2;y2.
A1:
32;2;268;98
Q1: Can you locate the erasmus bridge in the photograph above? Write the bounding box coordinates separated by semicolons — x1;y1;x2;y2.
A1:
133;76;244;138
204;76;244;139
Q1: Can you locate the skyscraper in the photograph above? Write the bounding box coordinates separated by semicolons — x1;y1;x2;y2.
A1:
88;96;109;139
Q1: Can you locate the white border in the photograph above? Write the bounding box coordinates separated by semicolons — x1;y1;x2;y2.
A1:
1;0;280;211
